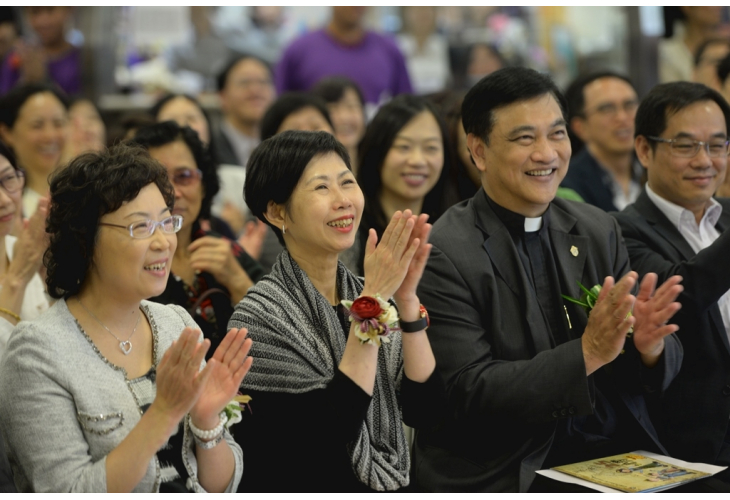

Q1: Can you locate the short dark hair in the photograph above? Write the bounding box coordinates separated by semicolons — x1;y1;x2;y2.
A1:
564;71;636;120
718;52;730;85
694;38;730;67
259;92;334;142
462;67;568;145
216;54;272;92
357;94;451;235
635;81;730;151
0;140;18;171
311;76;365;107
244;130;350;246
131;121;219;221
44;143;175;299
0;82;69;129
149;93;210;126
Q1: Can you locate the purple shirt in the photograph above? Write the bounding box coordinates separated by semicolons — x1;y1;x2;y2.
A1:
276;29;412;104
0;46;82;96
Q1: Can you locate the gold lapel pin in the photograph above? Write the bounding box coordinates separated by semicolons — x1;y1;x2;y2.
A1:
570;245;579;257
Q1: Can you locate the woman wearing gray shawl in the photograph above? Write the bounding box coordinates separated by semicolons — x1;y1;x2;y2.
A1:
228;130;445;492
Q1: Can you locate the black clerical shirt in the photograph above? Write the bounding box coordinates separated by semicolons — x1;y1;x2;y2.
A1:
485;194;652;468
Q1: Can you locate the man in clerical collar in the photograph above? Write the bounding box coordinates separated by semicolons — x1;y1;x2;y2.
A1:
412;67;685;492
612;81;730;469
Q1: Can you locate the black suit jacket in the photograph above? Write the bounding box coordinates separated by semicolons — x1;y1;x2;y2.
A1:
612;190;730;465
561;148;619;212
413;189;682;492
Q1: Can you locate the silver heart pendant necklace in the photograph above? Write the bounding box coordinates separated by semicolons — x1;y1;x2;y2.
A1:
77;298;141;355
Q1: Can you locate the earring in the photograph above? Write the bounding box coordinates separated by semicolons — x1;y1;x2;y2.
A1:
282;223;286;235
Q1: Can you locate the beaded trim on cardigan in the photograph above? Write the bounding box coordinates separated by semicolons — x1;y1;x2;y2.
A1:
72;302;163;491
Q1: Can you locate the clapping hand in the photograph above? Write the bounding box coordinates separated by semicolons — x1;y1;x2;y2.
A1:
631;273;683;367
581;272;638;375
237;219;268;260
190;328;253;429
153;327;213;424
361;210;420;300
8;195;50;285
393;213;432;315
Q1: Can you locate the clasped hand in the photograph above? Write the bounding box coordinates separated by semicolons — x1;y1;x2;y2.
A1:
153;327;253;429
582;271;683;374
8;196;49;285
361;210;433;320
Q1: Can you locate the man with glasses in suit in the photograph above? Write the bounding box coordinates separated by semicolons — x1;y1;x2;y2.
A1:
613;81;730;469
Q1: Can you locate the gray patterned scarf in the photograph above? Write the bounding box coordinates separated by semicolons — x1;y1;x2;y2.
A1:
228;250;409;491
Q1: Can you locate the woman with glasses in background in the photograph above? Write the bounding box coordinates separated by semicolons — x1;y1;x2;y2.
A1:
0;141;49;359
133;122;264;356
0;143;252;492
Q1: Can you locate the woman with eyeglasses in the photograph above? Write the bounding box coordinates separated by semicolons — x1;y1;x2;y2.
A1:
0;142;49;359
0;143;252;492
132;121;264;357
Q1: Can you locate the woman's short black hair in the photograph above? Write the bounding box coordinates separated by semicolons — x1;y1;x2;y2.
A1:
244;130;350;246
259;92;334;142
0;82;69;129
357;94;451;235
131;121;219;221
45;143;174;299
311;76;365;107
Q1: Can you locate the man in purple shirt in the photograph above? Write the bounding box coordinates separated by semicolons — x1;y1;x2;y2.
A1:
276;7;412;106
0;7;81;96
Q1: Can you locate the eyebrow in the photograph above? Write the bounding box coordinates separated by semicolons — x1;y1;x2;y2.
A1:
305;170;352;185
394;135;442;143
507;118;566;136
674;131;728;139
124;207;171;219
0;166;14;176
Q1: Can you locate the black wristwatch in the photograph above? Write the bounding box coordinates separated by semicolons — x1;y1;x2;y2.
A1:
399;304;430;333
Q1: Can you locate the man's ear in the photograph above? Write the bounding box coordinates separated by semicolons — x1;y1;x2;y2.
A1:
634;135;653;169
570;116;587;143
466;133;488;173
263;200;286;229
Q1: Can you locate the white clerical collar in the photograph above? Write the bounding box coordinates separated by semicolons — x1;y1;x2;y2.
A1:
524;217;543;232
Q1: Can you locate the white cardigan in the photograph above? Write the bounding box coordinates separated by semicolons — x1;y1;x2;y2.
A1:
0;235;49;359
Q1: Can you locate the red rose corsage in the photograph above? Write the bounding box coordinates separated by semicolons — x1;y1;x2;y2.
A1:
341;294;400;346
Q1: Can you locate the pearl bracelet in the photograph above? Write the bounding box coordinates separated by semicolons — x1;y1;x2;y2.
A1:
192;431;225;450
188;412;228;441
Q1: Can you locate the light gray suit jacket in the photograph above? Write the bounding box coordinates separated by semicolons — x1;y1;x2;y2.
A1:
0;299;243;493
412;189;682;492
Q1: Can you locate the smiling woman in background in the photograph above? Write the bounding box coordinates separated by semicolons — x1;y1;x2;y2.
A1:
0;82;68;218
0;141;49;359
342;94;450;275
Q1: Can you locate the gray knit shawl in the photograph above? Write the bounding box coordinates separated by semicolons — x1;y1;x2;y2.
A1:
228;250;409;491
